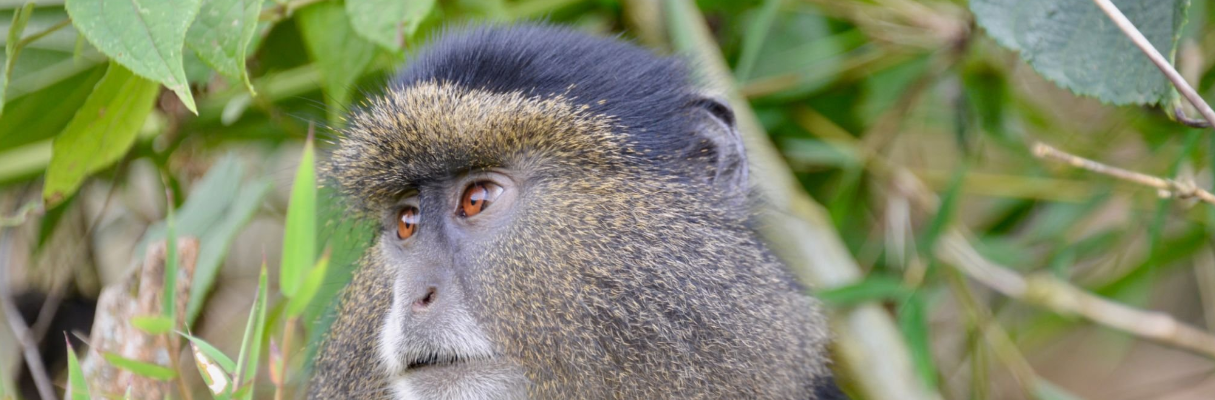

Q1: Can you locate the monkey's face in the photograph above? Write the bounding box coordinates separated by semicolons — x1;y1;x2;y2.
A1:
335;82;625;398
333;81;828;399
374;169;530;399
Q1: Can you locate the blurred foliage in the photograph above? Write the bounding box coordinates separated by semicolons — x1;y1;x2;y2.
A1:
2;0;1215;398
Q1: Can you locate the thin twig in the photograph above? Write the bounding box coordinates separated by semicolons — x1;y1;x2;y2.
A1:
15;18;71;49
1175;105;1211;128
1032;141;1215;204
0;231;57;400
1091;0;1215;128
937;230;1215;359
0;201;42;227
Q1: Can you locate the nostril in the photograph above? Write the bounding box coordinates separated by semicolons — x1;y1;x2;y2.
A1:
412;287;437;312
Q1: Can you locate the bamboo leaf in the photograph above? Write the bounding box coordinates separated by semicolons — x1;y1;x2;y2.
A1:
102;352;177;380
286;249;329;318
279;137;316;298
65;335;91;400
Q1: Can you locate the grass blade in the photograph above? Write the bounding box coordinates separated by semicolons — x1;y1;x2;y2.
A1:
101;352;177;380
286;248;330;318
65;335;91;400
180;331;237;373
234;264;269;399
280;135;316;298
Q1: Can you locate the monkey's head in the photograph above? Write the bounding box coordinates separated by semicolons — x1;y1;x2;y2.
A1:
325;25;835;399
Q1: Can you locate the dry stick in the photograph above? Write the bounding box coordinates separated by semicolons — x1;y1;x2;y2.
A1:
936;230;1215;360
891;167;1215;360
1091;0;1215;128
0;231;57;400
1032;142;1215;204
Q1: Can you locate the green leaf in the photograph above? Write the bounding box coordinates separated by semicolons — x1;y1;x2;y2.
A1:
42;62;160;206
733;0;782;82
920;165;966;259
898;293;938;389
101;352;178;380
818;275;913;307
64;0;201;113
190;339;233;395
1033;380;1084;400
286;249;329;318
1;2;36;118
164;195;179;323
185;0;264;93
346;0;434;51
65;336;91;400
135;155;271;323
0;65;106;153
234;265;269;400
970;0;1190;105
180;331;237;373
131;315;174;334
297;1;377;122
280;138;317;298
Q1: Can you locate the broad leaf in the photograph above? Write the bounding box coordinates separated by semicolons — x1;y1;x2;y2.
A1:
971;0;1189;105
43;62;160;206
185;0;264;93
297;1;377;122
346;0;435;51
65;0;201;112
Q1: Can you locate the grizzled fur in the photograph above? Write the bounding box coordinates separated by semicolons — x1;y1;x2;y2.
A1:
312;25;842;399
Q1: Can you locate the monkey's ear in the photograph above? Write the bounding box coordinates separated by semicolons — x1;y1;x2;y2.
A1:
689;95;749;195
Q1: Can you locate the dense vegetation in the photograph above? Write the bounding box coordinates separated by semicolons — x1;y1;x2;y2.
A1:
2;0;1215;399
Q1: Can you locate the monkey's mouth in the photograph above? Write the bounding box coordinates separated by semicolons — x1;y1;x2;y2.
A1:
404;353;493;371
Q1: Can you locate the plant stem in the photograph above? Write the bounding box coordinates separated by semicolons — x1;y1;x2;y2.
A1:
1091;0;1215;128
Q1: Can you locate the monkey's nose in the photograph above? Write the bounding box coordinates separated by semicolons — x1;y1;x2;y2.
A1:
411;287;437;313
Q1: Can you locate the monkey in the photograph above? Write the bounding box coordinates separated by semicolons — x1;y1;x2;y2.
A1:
310;24;848;399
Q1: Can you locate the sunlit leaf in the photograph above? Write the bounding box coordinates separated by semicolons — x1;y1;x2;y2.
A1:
42;62;160;206
64;0;201;112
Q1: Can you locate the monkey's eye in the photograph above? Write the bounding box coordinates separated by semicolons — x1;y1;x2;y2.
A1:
459;181;504;217
397;206;419;239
